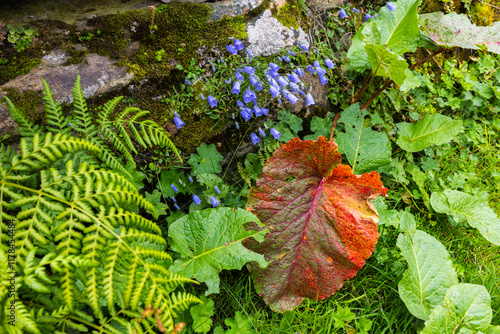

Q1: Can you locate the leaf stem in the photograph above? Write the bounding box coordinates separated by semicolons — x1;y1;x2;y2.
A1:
351;70;374;105
329;113;341;141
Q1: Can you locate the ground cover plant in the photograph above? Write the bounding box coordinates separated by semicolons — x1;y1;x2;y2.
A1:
1;0;500;333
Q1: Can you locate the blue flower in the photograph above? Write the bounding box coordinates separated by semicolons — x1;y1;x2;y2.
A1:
237;100;245;108
174;116;185;129
192;195;202;205
260;107;269;116
212;64;216;72
387;2;396;11
258;128;266;137
294;68;305;76
289;73;300;84
227;44;238;55
188;176;193;183
278;76;289;87
270;85;280;98
208;95;218;108
278;98;282;104
282;55;291;62
316;67;327;76
174;203;180;210
253;104;262;116
235;121;240;129
210;196;219;208
365;13;372;20
298;42;308;51
246;49;253;57
235;72;245;81
234;39;244;51
200;93;205;100
241;108;252;122
243;89;257;103
289;82;299;93
313;60;320;68
318;74;328;86
286;92;299;105
171;184;178;192
215;186;221;194
251;133;260;145
324;58;335;70
306;64;315;74
244;66;256;75
185;79;191;85
269;63;280;72
255;81;264;92
353;8;359;13
271;128;282;140
224;78;232;84
68;122;72;127
232;81;241;94
339;8;348;19
288;51;296;56
249;75;259;87
306;93;315;106
172;197;177;203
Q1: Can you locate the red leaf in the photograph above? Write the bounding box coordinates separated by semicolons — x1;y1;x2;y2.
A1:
245;136;387;312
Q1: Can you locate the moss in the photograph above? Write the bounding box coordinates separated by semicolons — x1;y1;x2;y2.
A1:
245;0;272;22
0;55;41;85
64;49;89;65
471;1;499;26
2;88;44;123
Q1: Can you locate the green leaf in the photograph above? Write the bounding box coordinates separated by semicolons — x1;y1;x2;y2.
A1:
145;190;168;219
333;305;356;329
168;207;268;295
158;168;189;198
225;312;257;334
303;116;333;140
422;284;492;333
420;12;500;54
396;114;463;152
336;103;392;174
190;296;215;334
397;230;458;320
188;143;223;174
430;190;500;245
244;153;263;179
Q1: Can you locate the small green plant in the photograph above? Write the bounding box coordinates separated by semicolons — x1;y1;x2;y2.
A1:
155;48;165;62
6;24;37;52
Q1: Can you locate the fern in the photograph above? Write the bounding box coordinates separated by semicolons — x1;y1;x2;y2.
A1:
0;132;199;333
3;96;42;137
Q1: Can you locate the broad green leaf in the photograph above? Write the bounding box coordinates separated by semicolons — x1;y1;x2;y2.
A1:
430;190;500;245
421;12;500;54
158;168;189;197
396;114;463;152
364;44;411;88
244;153;263;179
422;284;492;333
188;143;223;174
336;104;392;174
225;312;257;334
168;207;268;295
303;116;333;140
397;230;458;320
484;325;500;334
347;0;422;72
144;190;167;219
246;136;387;312
190;296;215;334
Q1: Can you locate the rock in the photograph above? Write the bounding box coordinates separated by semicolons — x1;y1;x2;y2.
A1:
284;71;332;115
0;50;134;140
209;0;265;21
306;0;347;14
246;9;310;57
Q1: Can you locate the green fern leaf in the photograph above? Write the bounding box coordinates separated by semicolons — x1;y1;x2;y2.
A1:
42;79;70;135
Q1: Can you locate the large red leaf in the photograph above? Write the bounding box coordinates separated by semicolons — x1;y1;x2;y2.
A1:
245;136;387;312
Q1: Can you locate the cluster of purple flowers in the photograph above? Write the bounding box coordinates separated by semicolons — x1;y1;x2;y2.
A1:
339;2;395;21
170;181;222;209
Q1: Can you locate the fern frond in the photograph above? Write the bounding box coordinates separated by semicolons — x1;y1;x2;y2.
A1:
72;75;96;137
42;79;70;135
4;96;42;137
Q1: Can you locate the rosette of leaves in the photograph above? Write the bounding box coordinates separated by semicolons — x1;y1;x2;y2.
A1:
244;136;387;312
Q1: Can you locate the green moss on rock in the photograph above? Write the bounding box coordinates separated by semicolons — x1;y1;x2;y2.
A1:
2;88;44;123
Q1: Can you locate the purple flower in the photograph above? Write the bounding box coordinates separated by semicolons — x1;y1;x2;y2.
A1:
212;64;216;72
316;67;327;76
298;42;308;51
277;76;289;87
232;81;241;94
237;100;245;108
68;122;72;127
289;73;300;84
387;2;396;11
260;107;269;116
174;203;180;210
227;44;238;55
313;60;320;68
171;184;178;192
243;89;257;103
208;95;218;108
246;49;253;57
294;68;305;76
192;195;202;205
251;133;260;145
210;196;219;208
269;63;280;72
185;79;191;85
258;128;266;137
306;65;315;74
353;8;359;13
286;92;299;105
249;75;259;87
241;108;252;122
271;128;281;140
339;8;348;19
282;55;291;62
306;93;315;106
200;93;205;100
270;85;280;98
174;116;185;129
224;78;232;84
215;186;221;194
171;196;176;202
235;121;240;129
244;66;256;75
188;176;193;183
235;72;244;81
365;14;372;20
234;39;244;51
253;104;262;116
325;59;335;69
278;98;282;104
288;51;296;56
289;82;299;93
318;74;328;86
255;81;264;92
